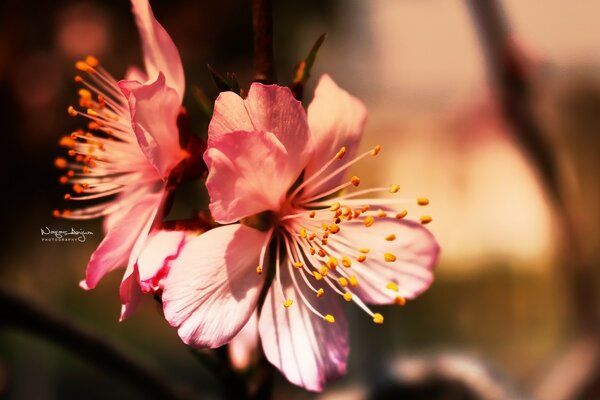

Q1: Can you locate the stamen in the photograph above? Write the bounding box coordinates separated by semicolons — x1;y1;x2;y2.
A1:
389;184;400;193
417;197;429;206
335;146;347;159
364;216;374;227
395;210;408;219
351;176;361;186
395;296;407;306
284;299;293;308
373;313;384;324
370;145;381;156
386;281;399;292
256;265;263;275
385;234;396;241
324;314;335;323
343;292;353;302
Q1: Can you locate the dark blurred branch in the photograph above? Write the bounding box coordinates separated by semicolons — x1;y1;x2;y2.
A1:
466;1;600;398
252;0;276;83
0;286;197;400
466;0;597;333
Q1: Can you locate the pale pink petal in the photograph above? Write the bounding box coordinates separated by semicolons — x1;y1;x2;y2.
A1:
332;218;439;303
119;73;182;178
162;224;266;348
136;229;193;291
204;130;292;224
229;312;259;370
208;83;313;183
103;183;150;233
81;192;162;290
118;193;169;320
304;74;367;197
130;0;185;100
259;264;348;392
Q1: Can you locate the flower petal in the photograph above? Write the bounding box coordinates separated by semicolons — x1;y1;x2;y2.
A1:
258;263;348;391
208;83;313;183
119;73;182;178
204;130;292;224
81;192;162;290
162;224;267;348
130;0;185;100
229;312;259;370
304;75;367;197
333;218;439;303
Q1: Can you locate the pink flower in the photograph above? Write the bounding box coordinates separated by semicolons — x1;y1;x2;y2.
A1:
54;0;190;319
162;75;440;391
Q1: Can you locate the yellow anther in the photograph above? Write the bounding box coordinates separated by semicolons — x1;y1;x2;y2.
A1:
351;176;361;187
299;228;307;238
335;146;347;159
334;209;342;218
78;88;92;100
313;271;323;281
353;210;362;218
377;209;387;218
59;136;76;148
320;266;329;276
327;257;338;269
309;247;316;255
357;254;367;263
385;234;396;241
75;60;94;72
324;314;335;323
349;275;359;287
309;210;316;218
316;288;325;298
395;296;407;306
329;202;341;211
342;256;352;268
74;75;83;83
417;197;430;206
384;253;397;262
359;248;370;254
343;292;353;302
364;216;375;227
318;249;327;257
373;313;384;324
329;224;340;234
386;281;399;292
395;210;408;219
370;145;381;156
67;106;78;117
361;205;370;212
342;207;352;217
420;215;433;224
256;265;263;275
283;299;293;308
338;277;348;287
292;262;304;268
321;239;328;246
389;184;400;193
54;157;68;169
87;108;100;117
309;233;317;241
85;56;99;67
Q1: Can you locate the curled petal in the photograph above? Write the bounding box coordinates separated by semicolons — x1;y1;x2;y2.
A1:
162;224;266;348
81;192;161;290
119;73;182;178
259;263;348;391
204;130;292;224
130;0;185;100
304;74;367;197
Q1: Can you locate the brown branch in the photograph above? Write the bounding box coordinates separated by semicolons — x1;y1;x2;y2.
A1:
466;0;597;334
252;0;276;83
0;286;197;400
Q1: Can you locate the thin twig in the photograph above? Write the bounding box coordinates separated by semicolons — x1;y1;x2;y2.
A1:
252;0;276;83
0;286;197;400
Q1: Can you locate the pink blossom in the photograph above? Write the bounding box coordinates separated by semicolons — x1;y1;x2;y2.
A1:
162;75;440;391
54;0;189;319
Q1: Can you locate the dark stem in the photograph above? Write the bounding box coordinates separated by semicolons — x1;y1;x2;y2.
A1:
0;286;196;400
252;0;276;83
466;0;598;334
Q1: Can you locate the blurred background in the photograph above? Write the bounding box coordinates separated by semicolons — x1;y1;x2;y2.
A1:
1;0;600;398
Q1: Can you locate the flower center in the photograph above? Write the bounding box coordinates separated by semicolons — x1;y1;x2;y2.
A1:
254;145;433;326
